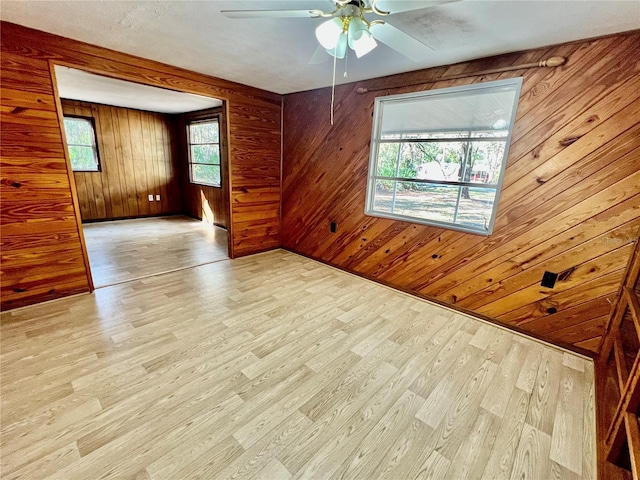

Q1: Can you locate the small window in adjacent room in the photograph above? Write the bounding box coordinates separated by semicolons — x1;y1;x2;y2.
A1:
366;78;522;235
187;119;221;187
63;116;100;171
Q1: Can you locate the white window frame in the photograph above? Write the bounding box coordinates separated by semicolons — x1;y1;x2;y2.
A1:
365;78;522;236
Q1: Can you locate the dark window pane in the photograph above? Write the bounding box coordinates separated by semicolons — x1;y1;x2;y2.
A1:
190;121;219;144
190;145;220;165
192;164;221;186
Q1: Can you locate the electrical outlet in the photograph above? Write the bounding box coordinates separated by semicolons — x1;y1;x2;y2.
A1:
148;194;154;201
155;195;161;201
541;271;558;289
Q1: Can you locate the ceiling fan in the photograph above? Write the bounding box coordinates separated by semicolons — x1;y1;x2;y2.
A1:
221;0;459;62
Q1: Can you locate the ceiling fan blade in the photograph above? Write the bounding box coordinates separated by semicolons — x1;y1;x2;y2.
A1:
372;0;459;14
308;45;330;64
369;23;434;61
221;9;319;18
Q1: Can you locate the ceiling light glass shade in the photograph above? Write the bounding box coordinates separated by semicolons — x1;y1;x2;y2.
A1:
315;17;344;50
326;32;348;58
347;17;367;48
352;30;377;58
347;16;377;58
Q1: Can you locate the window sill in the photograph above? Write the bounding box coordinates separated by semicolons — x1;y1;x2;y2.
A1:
191;182;222;188
364;209;492;236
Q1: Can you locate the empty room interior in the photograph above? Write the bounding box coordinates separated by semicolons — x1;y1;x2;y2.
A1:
0;1;639;479
54;66;231;288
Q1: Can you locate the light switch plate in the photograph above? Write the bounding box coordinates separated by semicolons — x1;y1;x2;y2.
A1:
148;194;154;201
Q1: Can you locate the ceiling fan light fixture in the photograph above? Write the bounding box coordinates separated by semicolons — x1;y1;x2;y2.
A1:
326;32;348;59
315;17;344;49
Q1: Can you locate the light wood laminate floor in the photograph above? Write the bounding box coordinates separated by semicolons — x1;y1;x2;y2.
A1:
83;216;229;288
1;250;595;479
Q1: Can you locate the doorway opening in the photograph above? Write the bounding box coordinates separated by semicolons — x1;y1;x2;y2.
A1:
53;65;231;288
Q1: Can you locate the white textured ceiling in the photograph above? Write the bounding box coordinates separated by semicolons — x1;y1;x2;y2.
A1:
2;1;639;95
55;66;223;114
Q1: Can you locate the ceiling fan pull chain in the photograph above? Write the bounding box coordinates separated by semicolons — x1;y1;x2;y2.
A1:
331;47;337;125
344;47;349;78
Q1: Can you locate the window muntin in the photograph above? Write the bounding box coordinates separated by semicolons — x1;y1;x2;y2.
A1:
188;119;221;187
63;116;100;172
366;78;522;235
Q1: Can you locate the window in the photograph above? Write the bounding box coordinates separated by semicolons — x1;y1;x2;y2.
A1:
187;119;221;187
366;78;522;235
63;116;100;171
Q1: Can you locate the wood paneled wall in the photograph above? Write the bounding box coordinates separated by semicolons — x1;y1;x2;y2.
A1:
177;107;230;230
62;100;180;221
282;31;640;355
0;21;281;310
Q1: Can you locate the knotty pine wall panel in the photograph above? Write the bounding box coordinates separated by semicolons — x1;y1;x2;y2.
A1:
62;100;180;221
282;30;640;355
1;52;91;309
1;21;281;310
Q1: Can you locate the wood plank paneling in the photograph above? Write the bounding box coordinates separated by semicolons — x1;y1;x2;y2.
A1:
62;100;180;221
1;21;281;310
0;49;90;309
281;30;640;355
177;108;230;230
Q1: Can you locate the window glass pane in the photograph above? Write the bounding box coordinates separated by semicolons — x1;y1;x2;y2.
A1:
376;143;423;179
468;141;506;185
190;121;219;144
455;187;498;232
190;145;220;165
191;164;221;186
409;142;462;182
375;181;460;223
418;140;506;185
68;145;97;171
64;118;93;146
376;143;399;177
373;179;395;213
